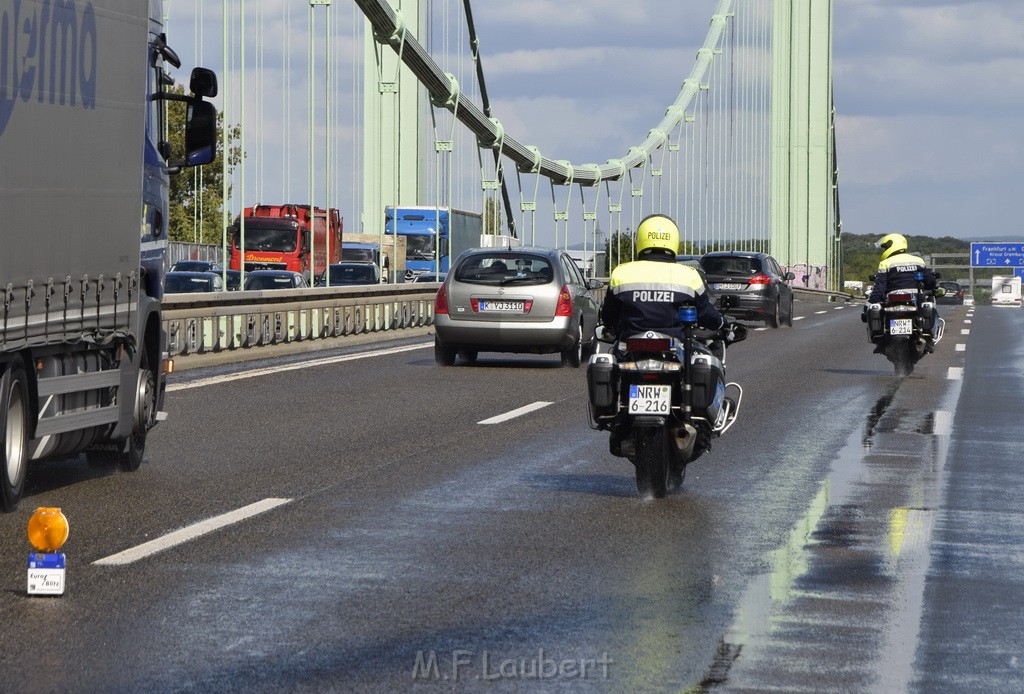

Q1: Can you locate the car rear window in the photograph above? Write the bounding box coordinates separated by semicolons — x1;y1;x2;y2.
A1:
454;254;555;286
701;256;760;276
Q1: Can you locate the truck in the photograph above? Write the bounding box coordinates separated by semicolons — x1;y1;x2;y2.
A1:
384;206;483;280
0;0;218;511
229;204;342;281
991;276;1022;307
340;232;408;283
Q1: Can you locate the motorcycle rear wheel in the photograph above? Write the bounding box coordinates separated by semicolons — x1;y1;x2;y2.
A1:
634;426;671;498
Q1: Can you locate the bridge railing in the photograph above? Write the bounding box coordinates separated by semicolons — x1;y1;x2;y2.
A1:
163;285;438;358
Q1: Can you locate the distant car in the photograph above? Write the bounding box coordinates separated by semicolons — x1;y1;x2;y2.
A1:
315;262;383;287
963;294;975;307
242;270;309;291
164;271;223;294
223;269;242;291
433;247;602;367
936;280;964;305
699;251;796;328
170;260;223;274
412;271;446;283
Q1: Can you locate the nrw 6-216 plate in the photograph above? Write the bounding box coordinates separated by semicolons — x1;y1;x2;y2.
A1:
629;384;671;414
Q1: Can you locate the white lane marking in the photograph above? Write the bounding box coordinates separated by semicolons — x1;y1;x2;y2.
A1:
933;410;952;436
754;327;769;331
169;343;431;391
833;306;844;310
93;498;293;566
955;344;966;352
947;367;964;380
964;320;972;324
961;329;970;335
815;310;828;315
794;316;806;321
478;401;553;425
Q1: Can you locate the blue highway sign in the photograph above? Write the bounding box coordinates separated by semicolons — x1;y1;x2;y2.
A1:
971;242;1024;267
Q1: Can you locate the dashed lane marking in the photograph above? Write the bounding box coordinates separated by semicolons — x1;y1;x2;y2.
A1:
961;329;970;335
478;401;554;425
93;498;293;566
947;367;964;380
955;344;966;352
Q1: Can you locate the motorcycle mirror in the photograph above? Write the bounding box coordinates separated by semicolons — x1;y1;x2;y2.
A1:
725;323;747;344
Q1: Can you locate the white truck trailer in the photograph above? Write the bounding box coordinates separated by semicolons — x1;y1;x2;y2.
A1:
0;0;218;510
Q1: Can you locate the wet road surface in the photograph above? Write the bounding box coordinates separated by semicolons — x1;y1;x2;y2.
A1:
1;300;1021;691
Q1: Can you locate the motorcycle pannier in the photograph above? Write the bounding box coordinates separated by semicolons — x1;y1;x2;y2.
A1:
587;354;618;412
690;354;724;413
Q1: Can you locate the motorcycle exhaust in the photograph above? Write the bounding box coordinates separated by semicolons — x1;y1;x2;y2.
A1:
670;422;697;461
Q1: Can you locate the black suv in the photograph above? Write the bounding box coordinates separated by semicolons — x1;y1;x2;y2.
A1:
700;251;796;328
936;280;964;305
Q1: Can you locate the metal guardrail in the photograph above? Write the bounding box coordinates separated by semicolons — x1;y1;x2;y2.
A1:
162;284;438;357
161;281;847;359
792;287;854;303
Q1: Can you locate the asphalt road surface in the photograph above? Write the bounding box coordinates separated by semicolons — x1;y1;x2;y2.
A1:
1;299;1021;692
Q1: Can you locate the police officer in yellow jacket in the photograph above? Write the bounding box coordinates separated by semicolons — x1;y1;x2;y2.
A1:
868;233;937;302
601;214;724;340
866;232;940;351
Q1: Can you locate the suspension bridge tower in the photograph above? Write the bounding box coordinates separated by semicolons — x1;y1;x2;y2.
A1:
771;0;837;286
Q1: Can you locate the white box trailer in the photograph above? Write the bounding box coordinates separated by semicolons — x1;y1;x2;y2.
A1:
0;0;218;511
991;276;1022;307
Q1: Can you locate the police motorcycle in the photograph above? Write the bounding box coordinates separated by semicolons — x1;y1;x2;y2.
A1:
863;271;946;377
586;304;747;498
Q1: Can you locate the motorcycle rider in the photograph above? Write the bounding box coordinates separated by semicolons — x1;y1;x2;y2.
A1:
866;232;939;351
601;214;725;339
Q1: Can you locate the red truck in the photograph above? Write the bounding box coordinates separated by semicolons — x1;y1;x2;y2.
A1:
229;204;342;279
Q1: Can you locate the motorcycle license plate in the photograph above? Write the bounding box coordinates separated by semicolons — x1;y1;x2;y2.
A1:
889;318;913;336
629;384;672;415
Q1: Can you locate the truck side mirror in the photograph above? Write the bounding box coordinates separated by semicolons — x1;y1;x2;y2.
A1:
190;67;218;98
184;100;217;166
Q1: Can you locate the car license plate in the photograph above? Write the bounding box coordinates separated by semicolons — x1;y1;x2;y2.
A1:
477;300;525;312
713;283;744;291
629;384;672;415
889;318;913;335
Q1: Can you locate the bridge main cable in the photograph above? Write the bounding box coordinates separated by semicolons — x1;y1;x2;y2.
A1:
354;0;734;186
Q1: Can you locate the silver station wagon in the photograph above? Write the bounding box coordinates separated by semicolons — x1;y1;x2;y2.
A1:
433;247;603;367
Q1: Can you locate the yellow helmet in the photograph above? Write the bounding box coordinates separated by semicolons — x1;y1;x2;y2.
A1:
636;214;680;257
877;233;908;260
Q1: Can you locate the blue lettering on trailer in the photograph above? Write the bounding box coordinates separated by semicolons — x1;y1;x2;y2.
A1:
0;0;98;137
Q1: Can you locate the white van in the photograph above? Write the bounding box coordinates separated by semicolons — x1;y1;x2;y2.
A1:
991;276;1023;307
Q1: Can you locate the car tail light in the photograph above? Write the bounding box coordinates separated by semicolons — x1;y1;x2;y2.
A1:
626;337;672;353
434;285;448;314
555;285;573;317
748;274;772;285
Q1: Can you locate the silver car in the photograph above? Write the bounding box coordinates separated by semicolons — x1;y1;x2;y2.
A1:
433;247;602;367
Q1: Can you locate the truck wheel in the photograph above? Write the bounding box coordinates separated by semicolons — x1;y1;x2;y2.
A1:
115;348;156;472
1;357;30;512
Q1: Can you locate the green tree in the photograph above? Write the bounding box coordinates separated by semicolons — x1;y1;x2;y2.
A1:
604;230;635;272
164;84;243;243
483;196;503;235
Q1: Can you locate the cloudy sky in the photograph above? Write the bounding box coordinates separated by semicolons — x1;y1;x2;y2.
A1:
170;0;1023;241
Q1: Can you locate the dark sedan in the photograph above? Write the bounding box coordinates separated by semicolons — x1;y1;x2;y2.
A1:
700;251;795;328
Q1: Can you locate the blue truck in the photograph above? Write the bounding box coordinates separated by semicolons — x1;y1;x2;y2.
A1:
384;206;483;280
0;0;217;510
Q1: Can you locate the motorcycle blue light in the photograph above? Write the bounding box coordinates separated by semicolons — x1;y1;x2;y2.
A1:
914;272;924;281
678;306;697;324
